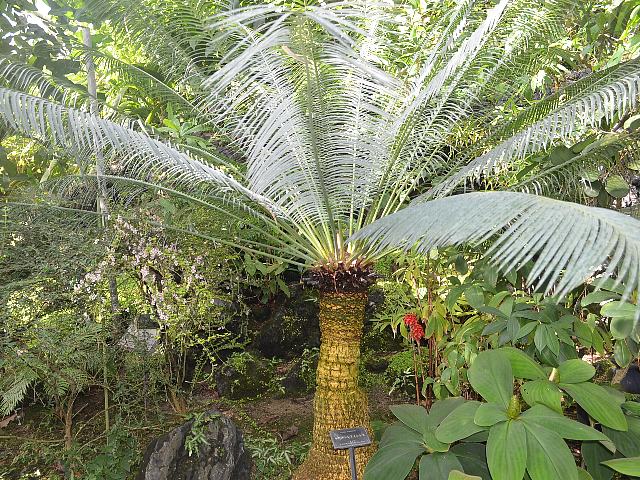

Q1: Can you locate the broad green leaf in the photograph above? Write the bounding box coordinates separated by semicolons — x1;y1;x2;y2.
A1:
521;404;608;440
487;420;527;480
437;402;485;444
557;360;596;384
474;403;507;427
424;427;451;453
601;301;638;320
623;401;640;417
560;383;627;431
582;441;615;480
450;443;490;479
611;316;635;340
521;379;563;412
420;452;463;480
581;291;620;306
379;423;423;448
498;347;546;380
624;114;640;131
364;442;425;480
603;415;640;457
573;321;593;348
391;404;430;433
465;286;485;309
428;398;468;426
613;340;632;367
524;421;578;480
601;457;640;476
455;256;468;275
605;175;629;199
468;351;513;408
516;321;538;340
448;471;481;480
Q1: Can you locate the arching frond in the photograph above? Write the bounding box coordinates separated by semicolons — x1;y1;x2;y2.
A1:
431;58;640;197
199;2;399;252
511;132;640;198
352;192;640;301
0;57;87;107
0;88;278;216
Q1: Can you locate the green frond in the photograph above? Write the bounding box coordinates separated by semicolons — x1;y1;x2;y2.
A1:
432;58;640;197
511;132;640;198
0;88;279;217
353;192;640;302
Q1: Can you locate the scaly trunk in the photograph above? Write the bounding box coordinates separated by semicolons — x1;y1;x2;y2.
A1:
294;291;374;480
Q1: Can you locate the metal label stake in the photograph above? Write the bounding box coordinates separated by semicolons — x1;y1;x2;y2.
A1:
329;427;372;480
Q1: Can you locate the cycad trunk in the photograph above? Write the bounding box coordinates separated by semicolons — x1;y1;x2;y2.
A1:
294;291;374;480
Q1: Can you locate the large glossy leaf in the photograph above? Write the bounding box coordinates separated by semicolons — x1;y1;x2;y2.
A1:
364;423;425;480
521;379;563;412
474;403;507;427
468;350;513;408
524;421;578;480
604;175;629;199
580;291;620;306
521;404;608;441
498;347;546;380
560;382;627;431
582;441;615;480
601;457;640;476
437;402;485;444
353;192;640;303
392;404;431;433
603;415;640;457
577;467;594;480
451;443;490;479
486;420;527;480
420;452;464;480
379;423;423;448
623;401;640;417
428;398;468;426
557;360;596;384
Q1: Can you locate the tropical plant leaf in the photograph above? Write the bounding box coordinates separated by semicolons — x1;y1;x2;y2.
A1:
521;379;564;412
557;360;596;384
467;350;513;408
499;347;546;380
521;404;609;441
600;457;640;476
420;452;464;480
560;382;627;431
353;192;640;302
486;420;527;480
474;403;507;427
450;443;491;479
437;402;485;444
524;421;579;480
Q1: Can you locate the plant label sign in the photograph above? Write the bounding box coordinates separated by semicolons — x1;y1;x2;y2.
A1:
329;427;371;450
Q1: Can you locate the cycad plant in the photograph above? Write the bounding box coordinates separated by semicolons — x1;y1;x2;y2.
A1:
2;1;640;478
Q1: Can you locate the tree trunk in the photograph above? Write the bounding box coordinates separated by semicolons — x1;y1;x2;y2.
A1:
293;291;374;480
64;398;74;450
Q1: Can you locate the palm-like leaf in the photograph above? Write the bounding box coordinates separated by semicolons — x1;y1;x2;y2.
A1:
1;0;640;282
352;191;640;300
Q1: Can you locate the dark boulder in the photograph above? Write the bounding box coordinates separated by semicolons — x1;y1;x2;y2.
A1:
615;364;640;394
136;410;251;480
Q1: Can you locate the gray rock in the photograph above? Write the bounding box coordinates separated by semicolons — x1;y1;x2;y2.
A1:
136;410;251;480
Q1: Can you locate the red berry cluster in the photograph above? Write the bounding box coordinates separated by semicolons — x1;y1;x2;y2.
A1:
403;313;424;342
